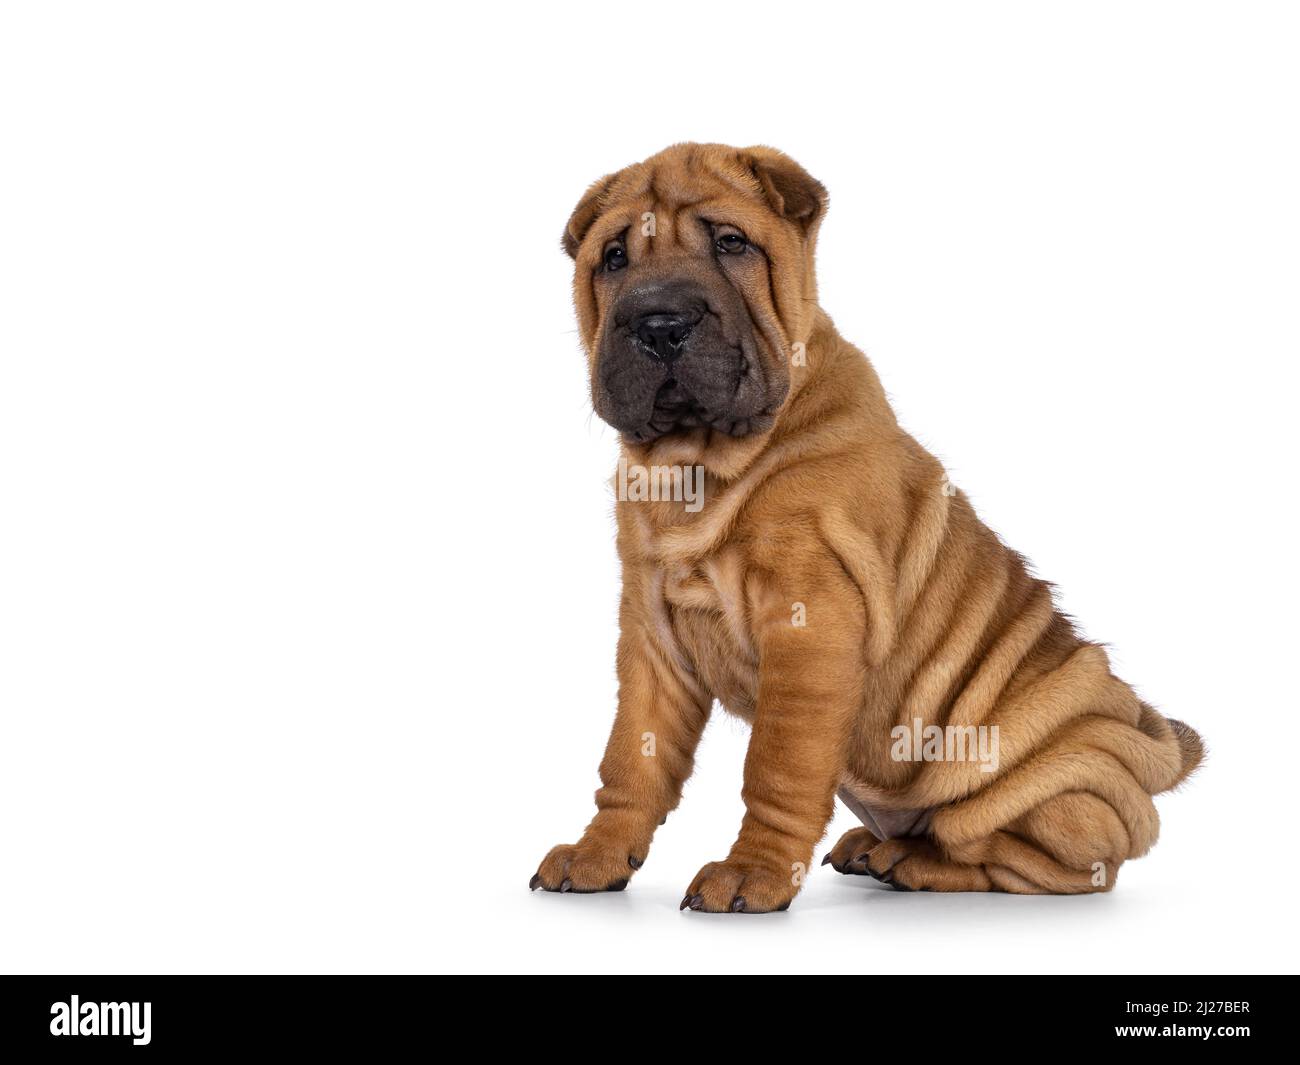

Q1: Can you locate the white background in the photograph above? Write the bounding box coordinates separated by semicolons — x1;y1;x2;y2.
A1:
2;2;1297;975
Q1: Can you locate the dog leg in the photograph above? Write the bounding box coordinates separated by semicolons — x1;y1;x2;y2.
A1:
987;790;1131;893
681;578;864;913
849;790;1131;893
531;609;710;894
858;837;994;892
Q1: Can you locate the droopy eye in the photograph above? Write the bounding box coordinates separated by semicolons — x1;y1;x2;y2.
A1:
603;243;628;271
715;231;748;254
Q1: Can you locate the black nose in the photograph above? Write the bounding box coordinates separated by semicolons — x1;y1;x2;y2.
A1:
634;313;694;362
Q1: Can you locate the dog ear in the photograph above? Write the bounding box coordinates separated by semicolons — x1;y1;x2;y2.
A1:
739;146;828;234
562;172;619;259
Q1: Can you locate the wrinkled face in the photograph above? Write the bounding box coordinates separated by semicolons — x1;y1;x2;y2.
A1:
564;144;826;445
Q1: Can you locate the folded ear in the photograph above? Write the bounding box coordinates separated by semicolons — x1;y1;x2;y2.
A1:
739;146;828;234
562;172;619;259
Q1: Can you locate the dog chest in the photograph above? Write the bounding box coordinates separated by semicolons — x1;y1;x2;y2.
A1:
655;555;761;721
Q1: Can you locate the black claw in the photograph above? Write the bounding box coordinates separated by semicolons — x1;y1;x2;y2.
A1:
688;894;705;911
730;895;747;913
529;874;542;891
559;878;573;893
776;900;791;911
607;878;628;892
679;894;693;911
891;880;914;892
821;853;832;866
628;855;643;870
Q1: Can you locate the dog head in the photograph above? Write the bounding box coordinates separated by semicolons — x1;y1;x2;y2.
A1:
563;143;827;447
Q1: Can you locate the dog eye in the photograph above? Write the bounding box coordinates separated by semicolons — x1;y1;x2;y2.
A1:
715;232;747;254
603;244;628;272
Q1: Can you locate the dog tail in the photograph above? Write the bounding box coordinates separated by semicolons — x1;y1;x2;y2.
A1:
1134;702;1204;793
1155;714;1205;791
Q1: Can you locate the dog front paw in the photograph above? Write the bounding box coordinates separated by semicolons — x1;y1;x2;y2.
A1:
530;839;644;894
680;858;798;914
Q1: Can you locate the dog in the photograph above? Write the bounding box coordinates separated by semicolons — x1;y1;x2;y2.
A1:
531;143;1202;912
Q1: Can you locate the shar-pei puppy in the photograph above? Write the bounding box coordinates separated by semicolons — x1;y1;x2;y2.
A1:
531;143;1202;912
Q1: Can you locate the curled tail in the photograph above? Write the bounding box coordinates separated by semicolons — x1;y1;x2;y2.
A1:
1162;717;1205;789
1134;702;1205;793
